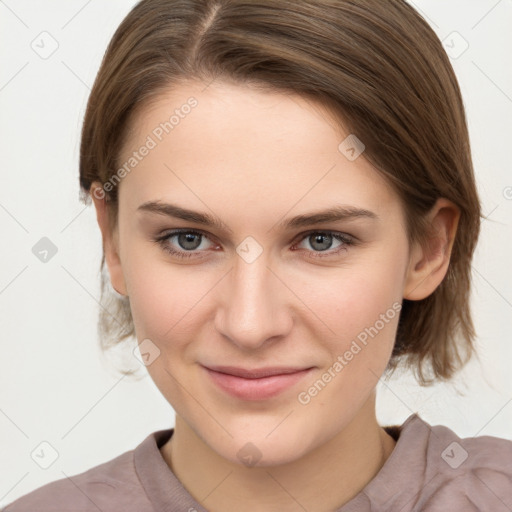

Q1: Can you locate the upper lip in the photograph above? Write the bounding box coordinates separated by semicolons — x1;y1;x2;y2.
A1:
203;365;313;379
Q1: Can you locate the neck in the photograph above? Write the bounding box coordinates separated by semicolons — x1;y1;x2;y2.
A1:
160;394;396;512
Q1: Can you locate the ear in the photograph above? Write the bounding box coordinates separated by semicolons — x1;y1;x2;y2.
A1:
90;182;128;297
403;198;460;300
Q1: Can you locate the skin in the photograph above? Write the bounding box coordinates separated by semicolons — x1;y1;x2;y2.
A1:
91;79;459;511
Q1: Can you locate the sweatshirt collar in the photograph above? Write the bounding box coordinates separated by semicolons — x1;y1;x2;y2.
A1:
134;413;428;511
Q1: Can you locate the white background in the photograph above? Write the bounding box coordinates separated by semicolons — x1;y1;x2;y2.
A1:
1;0;511;506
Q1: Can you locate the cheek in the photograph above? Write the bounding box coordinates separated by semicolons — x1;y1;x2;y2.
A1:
296;248;406;385
302;254;405;337
123;225;407;351
123;246;221;357
295;268;403;414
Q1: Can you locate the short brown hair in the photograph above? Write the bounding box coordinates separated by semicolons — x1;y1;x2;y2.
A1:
79;0;482;385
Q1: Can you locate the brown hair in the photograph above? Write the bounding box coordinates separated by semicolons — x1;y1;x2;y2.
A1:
79;0;482;386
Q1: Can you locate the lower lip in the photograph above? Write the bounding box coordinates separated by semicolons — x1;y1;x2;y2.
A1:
203;366;314;401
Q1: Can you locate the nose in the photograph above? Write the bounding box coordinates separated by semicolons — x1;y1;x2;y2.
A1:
214;249;293;351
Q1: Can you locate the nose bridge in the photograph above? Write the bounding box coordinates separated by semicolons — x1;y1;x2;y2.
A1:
216;241;290;349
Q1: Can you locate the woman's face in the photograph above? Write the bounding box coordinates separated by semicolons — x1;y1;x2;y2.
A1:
103;79;414;465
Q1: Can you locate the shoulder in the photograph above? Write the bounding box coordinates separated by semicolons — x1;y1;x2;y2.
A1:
2;442;153;512
420;419;512;511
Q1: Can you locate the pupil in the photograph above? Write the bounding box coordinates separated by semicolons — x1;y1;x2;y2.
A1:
312;233;332;251
179;233;201;250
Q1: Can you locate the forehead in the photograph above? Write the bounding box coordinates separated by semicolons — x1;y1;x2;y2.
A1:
117;79;402;226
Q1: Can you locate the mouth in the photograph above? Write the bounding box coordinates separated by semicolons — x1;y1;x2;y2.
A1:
201;365;314;401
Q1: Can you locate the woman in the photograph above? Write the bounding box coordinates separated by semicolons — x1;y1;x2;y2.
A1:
4;0;511;510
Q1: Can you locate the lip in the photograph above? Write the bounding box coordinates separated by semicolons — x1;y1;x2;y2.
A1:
202;365;314;401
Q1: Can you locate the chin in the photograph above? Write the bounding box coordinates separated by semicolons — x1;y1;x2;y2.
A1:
207;423;312;468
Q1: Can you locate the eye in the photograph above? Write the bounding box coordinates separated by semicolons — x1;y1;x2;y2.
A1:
292;231;355;259
153;229;216;259
153;229;355;260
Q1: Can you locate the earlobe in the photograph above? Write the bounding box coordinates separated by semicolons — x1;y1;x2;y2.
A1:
90;182;128;297
403;198;460;301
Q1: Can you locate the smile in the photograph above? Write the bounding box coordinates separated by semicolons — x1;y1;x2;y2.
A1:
201;365;315;401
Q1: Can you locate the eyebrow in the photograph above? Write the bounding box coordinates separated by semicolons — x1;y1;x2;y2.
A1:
137;201;379;234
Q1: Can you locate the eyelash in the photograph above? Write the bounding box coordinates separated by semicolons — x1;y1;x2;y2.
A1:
153;228;356;260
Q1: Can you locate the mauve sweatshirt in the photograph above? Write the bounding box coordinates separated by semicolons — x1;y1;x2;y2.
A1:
2;413;512;511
